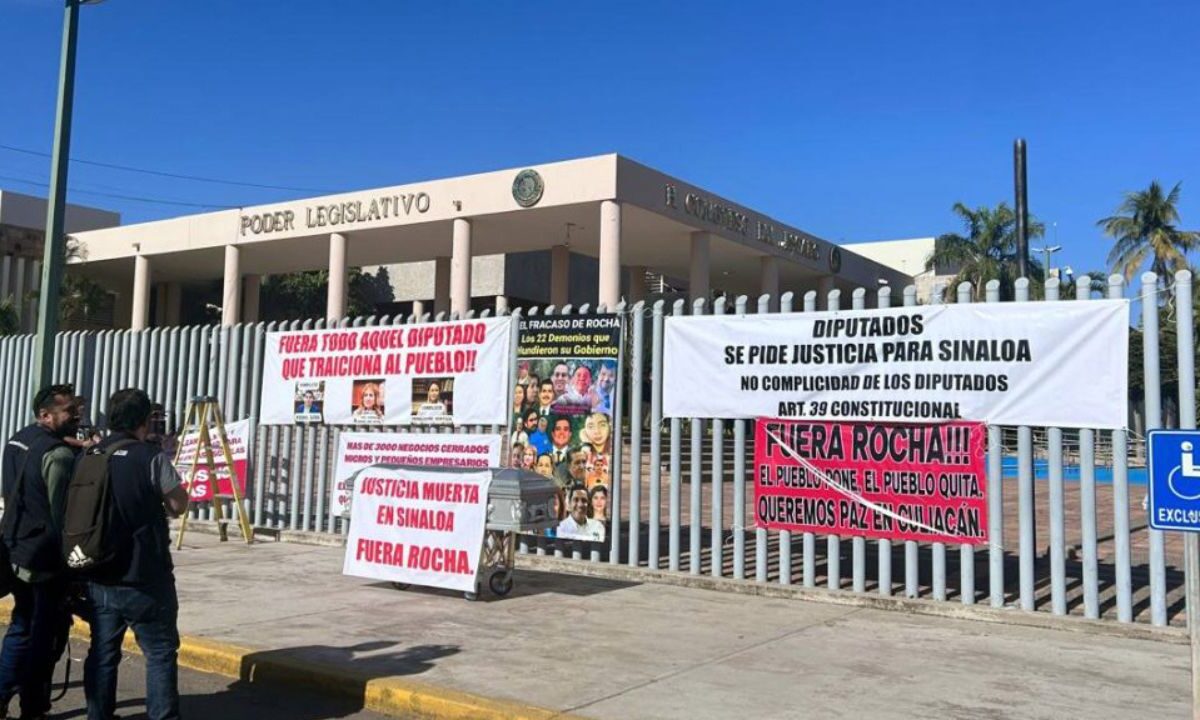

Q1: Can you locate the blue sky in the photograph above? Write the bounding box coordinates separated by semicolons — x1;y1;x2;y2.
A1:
1;0;1196;278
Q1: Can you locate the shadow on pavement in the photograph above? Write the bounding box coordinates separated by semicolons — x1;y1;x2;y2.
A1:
51;641;459;720
367;567;639;602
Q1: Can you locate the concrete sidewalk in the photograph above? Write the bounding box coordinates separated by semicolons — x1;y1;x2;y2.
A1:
168;535;1190;719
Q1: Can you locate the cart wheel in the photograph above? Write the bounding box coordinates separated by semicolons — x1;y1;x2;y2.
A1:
489;571;514;597
464;590;479;602
391;582;410;591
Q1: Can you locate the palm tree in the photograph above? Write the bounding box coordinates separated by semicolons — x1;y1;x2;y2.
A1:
1060;269;1109;300
925;202;1045;301
1098;181;1199;282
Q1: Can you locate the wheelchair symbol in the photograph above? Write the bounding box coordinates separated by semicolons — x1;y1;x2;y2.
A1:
1167;441;1200;500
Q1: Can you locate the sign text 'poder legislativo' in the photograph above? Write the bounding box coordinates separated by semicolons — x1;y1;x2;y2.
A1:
755;419;988;545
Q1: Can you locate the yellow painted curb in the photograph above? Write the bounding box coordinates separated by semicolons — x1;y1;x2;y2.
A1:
0;596;581;719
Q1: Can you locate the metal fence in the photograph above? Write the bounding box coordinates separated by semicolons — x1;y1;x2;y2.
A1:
2;271;1191;626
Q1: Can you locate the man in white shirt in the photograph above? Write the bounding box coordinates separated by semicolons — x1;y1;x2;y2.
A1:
556;485;605;542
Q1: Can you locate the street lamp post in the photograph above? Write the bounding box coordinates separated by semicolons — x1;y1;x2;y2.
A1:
33;0;98;393
1032;244;1062;278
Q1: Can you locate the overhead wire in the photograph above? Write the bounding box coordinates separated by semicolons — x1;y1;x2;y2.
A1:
0;142;337;193
0;172;236;210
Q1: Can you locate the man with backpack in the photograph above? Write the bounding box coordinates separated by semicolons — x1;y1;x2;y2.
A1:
0;383;80;720
76;389;188;720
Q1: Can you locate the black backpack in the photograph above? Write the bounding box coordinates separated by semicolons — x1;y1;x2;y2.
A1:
62;439;136;572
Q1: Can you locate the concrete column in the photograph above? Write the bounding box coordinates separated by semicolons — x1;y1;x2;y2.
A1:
760;256;780;311
411;300;426;320
628;266;647;304
327;233;347;321
689;232;711;301
131;254;151;330
495;296;508;314
451;218;472;317
165;283;182;326
242;274;261;323
221;244;242;326
598;200;621;308
433;257;451;316
550;244;570;307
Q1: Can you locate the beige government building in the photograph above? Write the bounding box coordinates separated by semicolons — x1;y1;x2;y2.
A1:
57;154;947;328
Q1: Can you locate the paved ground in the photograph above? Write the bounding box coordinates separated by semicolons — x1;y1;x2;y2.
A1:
40;644;391;720
161;536;1190;719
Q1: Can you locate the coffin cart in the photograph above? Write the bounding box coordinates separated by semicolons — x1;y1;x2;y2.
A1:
349;466;559;600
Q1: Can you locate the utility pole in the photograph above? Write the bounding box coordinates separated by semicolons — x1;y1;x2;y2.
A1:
34;0;97;394
1014;139;1029;279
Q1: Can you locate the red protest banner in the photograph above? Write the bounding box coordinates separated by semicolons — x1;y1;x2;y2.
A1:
754;419;987;545
173;419;251;502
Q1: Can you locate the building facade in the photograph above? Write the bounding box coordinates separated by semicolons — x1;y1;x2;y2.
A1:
70;155;916;327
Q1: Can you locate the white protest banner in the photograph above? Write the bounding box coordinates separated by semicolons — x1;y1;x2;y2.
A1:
260;316;512;426
173;419;252;502
343;467;490;593
663;300;1129;429
332;432;502;516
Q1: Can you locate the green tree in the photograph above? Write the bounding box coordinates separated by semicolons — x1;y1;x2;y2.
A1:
1098;181;1199;283
60;237;111;327
258;267;394;322
926;202;1045;301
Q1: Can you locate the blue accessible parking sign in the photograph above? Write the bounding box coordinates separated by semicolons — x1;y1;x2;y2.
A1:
1148;429;1200;532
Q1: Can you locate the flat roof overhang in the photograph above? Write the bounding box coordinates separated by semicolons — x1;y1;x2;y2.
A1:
70;154;913;298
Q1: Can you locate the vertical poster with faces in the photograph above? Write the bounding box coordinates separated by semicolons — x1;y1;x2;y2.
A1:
514;314;622;542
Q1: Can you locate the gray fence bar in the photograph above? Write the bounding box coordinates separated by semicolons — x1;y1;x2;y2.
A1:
876;286;892;596
826;288;840;590
1015;278;1035;611
1142;272;1167;626
689;297;705;575
778;291;794;586
930;284;946;602
650;300;665;570
711;295;726;578
851;287;867;594
754;293;769;583
669;300;684;572
902;285;918;598
803;290;817;588
733;295;748;580
956;281;975;605
629;302;644;567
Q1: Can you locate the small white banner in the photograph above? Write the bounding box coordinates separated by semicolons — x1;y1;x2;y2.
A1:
343;467;491;593
331;432;501;516
663;299;1130;429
